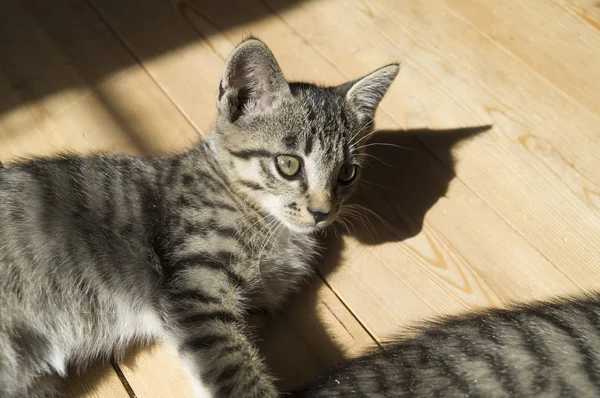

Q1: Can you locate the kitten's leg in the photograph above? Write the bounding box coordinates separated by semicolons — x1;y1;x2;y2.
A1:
162;281;277;398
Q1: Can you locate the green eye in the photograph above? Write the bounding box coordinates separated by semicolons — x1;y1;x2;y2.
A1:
338;163;357;184
275;155;301;178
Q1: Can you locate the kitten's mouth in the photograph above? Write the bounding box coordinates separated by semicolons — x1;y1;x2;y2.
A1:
284;217;334;234
275;206;339;234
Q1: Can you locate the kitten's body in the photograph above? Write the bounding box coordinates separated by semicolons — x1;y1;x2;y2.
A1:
0;38;399;397
293;295;600;397
0;146;312;396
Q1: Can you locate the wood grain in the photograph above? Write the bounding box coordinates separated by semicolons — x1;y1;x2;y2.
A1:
63;363;130;398
447;0;600;114
559;0;600;29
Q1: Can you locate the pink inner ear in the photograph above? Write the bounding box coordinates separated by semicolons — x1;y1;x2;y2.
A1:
221;48;288;119
228;63;277;112
244;66;278;112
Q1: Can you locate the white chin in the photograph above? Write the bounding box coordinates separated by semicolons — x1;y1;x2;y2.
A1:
284;221;317;234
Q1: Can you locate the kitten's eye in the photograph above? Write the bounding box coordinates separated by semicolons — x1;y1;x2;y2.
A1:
275;155;301;178
338;163;357;184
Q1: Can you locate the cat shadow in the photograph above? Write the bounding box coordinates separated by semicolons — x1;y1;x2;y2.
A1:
260;125;491;390
320;124;492;276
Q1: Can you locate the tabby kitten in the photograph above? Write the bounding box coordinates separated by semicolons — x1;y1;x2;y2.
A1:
291;294;600;397
0;38;399;397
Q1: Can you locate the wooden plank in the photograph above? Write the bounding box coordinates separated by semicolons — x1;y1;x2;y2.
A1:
446;0;600;115
558;0;600;27
0;0;197;161
117;343;195;398
267;0;600;172
63;363;130;398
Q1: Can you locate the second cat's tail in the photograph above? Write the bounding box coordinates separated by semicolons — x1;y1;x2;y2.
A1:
284;293;600;397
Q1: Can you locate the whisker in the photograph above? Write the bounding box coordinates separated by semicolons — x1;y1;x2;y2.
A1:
267;224;285;258
350;127;385;148
360;179;396;192
348;118;379;145
331;224;340;239
237;216;267;243
359;153;398;168
238;216;272;255
336;217;353;235
353;142;417;152
249;218;281;287
257;218;280;259
340;211;376;241
345;203;396;233
246;218;277;259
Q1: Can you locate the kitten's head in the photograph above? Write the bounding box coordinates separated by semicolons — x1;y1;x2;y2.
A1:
214;38;398;233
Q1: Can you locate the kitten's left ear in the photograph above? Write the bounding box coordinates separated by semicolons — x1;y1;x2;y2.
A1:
337;63;400;125
217;38;291;123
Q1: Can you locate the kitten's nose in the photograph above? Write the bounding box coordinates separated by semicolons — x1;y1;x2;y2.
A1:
308;208;330;224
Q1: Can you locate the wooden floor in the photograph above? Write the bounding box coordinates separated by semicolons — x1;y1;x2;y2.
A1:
2;0;600;396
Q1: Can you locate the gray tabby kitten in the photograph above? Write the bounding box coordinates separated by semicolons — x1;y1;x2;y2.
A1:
291;294;600;397
0;38;399;398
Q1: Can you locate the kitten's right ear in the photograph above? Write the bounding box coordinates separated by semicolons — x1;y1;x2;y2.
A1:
217;38;291;123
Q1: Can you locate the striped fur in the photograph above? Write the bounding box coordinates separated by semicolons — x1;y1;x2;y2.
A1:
291;294;600;398
0;38;398;397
